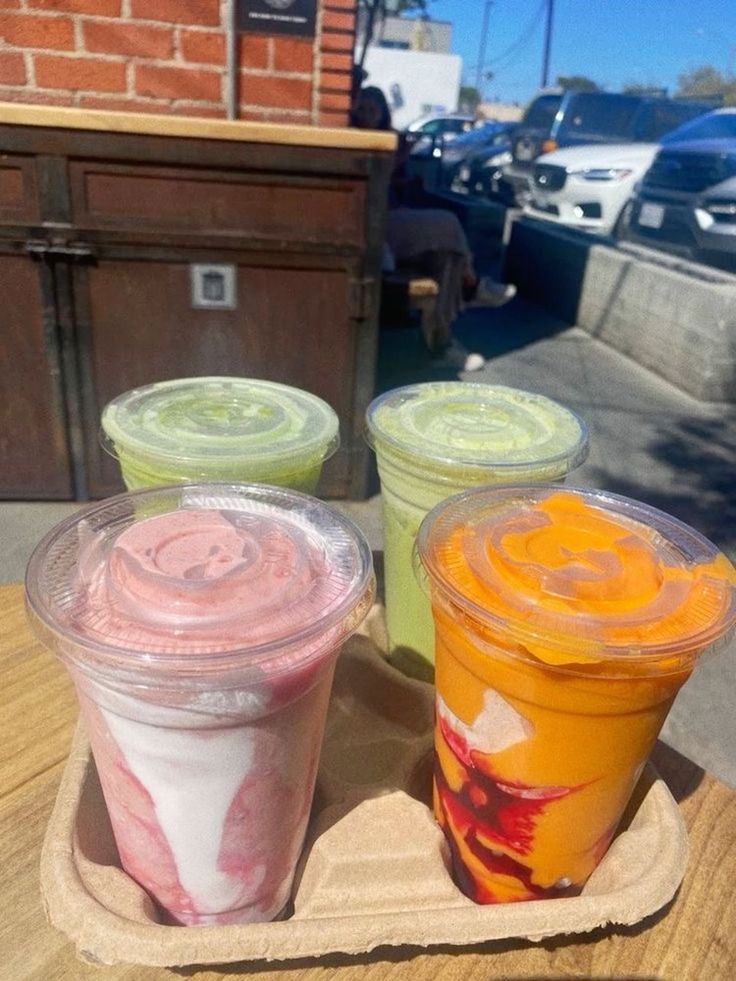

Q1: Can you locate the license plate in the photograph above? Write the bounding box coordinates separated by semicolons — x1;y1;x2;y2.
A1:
515;142;535;162
533;192;549;209
459;166;470;182
638;202;665;229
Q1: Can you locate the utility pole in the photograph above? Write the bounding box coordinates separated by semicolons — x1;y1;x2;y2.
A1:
541;0;555;88
475;1;493;97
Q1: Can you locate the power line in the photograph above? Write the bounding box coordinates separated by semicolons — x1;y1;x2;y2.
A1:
472;0;547;73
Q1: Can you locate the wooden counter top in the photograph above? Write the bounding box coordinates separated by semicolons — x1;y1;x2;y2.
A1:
0;102;397;153
2;581;735;979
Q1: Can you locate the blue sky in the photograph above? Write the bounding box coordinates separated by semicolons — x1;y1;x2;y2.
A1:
405;0;736;106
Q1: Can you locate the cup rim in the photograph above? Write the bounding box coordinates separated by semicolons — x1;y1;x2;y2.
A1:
365;382;589;478
25;482;375;680
416;483;736;667
100;377;340;468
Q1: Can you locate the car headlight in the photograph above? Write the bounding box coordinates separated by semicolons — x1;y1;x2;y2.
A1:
703;200;736;224
572;168;634;182
482;151;513;169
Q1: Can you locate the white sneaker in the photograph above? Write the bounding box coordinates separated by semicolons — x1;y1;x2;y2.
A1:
473;278;517;307
443;341;485;372
463;352;486;372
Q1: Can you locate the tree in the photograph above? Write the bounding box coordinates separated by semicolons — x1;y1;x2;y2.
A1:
622;82;668;97
555;74;600;92
676;64;736;106
459;86;481;112
356;1;434;68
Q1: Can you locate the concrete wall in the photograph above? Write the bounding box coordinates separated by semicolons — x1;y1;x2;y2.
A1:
504;217;736;403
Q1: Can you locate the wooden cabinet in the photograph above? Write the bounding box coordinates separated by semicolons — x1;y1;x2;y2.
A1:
0;108;394;500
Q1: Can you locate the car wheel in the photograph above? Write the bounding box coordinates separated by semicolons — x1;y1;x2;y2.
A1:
612;200;633;241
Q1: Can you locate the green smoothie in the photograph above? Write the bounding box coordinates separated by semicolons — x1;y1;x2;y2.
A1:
365;383;589;679
101;377;339;493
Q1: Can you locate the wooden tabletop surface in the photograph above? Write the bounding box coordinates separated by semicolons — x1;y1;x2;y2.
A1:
2;580;735;980
0;103;398;153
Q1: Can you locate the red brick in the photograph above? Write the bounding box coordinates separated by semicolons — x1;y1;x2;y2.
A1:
179;28;225;66
272;36;313;73
239;107;269;122
169;103;226;118
0;51;25;84
78;94;170;112
238;34;268;70
320;51;352;72
319;31;353;53
266;109;311;125
240;74;311;111
319;108;349;128
323;0;355;9
83;20;173;59
318;89;350;111
34;54;127;91
321;9;355;32
28;0;121;14
319;70;351;93
0;1;21;9
135;63;221;101
0;12;75;50
0;85;74;104
130;0;220;27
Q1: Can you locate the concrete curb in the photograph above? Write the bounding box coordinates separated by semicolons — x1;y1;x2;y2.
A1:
504;217;736;403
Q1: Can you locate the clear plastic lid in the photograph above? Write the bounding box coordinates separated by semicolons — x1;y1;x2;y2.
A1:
101;377;340;467
365;383;588;480
25;484;374;677
417;486;736;666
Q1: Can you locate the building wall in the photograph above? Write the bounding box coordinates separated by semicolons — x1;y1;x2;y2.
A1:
0;0;356;126
364;46;461;131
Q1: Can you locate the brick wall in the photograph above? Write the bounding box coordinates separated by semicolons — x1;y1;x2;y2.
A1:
0;0;356;125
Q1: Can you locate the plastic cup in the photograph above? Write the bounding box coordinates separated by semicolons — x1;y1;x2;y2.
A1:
25;483;374;926
101;377;340;494
417;485;735;904
365;383;588;678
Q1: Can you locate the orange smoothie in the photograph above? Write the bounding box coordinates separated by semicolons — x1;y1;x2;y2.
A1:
417;487;736;904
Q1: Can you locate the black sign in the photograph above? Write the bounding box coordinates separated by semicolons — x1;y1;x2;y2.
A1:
237;0;317;38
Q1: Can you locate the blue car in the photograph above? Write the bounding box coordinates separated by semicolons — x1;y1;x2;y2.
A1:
626;109;736;272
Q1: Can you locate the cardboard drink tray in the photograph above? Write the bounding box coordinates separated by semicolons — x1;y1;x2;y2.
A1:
40;606;689;968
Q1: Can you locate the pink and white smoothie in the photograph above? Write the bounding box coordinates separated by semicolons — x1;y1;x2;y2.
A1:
26;485;374;926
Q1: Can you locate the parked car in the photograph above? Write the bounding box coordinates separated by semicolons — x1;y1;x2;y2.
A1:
404;112;477;150
524;142;660;236
625;109;736;272
501;89;714;204
433;121;517;190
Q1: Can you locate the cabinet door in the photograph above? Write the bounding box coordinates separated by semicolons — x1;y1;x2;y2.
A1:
0;251;73;498
74;258;360;499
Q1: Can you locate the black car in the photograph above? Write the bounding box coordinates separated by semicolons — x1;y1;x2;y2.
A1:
501;89;714;204
437;121;516;190
625;109;736;272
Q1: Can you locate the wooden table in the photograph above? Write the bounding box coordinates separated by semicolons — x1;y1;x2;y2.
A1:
2;581;735;980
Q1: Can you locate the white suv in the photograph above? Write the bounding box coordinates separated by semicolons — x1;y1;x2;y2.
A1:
525;143;660;237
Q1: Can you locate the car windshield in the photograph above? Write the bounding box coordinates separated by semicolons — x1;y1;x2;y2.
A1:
450;123;511;148
559;93;642;140
522;94;562;128
635;102;711;141
661;112;736;143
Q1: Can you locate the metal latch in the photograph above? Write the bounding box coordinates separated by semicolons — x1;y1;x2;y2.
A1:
25;239;96;260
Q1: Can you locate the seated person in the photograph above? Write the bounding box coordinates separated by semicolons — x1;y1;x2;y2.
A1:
353;86;515;367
